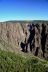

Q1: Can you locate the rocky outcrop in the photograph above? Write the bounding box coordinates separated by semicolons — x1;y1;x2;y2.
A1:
0;21;48;60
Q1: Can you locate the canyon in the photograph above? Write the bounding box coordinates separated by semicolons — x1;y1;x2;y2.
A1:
0;20;48;60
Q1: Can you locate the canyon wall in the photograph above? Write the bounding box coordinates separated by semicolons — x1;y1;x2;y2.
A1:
0;21;48;59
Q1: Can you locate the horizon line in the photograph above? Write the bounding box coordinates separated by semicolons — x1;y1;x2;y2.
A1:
0;19;48;22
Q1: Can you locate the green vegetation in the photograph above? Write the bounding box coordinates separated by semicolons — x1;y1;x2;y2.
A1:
0;50;48;72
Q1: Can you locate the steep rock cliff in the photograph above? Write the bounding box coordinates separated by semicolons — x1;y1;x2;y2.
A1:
0;21;48;60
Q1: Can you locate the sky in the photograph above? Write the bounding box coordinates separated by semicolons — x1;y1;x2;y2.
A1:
0;0;48;22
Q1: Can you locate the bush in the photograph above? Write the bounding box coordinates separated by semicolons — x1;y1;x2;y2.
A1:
0;50;48;72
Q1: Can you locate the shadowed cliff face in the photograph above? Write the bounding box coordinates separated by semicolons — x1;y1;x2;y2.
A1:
0;21;48;60
0;21;29;52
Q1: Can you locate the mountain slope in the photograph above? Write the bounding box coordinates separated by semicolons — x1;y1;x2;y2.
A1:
0;49;48;72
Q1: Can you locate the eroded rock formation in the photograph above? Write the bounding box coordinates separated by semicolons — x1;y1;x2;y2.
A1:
0;21;48;60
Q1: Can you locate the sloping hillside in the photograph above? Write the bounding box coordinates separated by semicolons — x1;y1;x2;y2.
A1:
0;49;48;72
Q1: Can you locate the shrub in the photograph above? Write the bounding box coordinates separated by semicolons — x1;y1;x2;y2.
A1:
0;50;48;72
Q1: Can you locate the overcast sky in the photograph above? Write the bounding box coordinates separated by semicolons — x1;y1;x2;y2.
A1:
0;0;48;22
